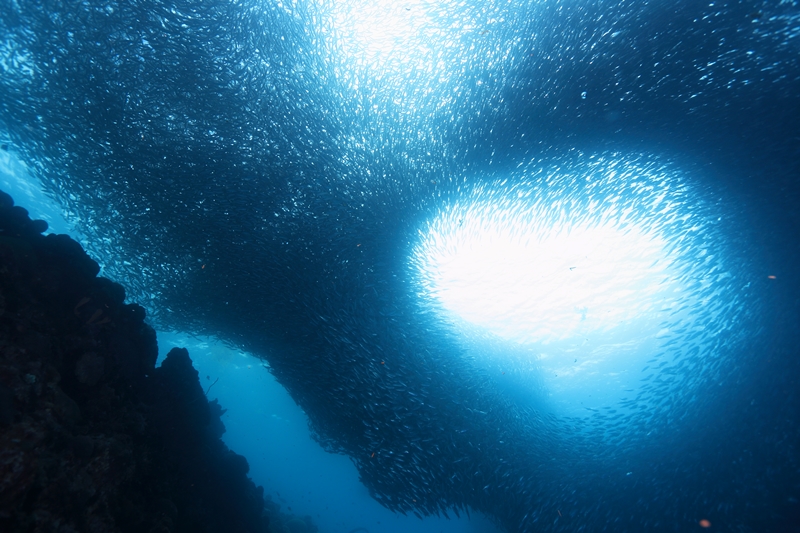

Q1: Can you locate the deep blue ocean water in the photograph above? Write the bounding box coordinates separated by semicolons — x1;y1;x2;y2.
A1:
2;1;800;532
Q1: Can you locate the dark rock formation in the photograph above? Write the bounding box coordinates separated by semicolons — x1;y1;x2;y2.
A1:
0;189;315;533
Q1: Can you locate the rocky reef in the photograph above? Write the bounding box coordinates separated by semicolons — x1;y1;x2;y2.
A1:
0;189;317;533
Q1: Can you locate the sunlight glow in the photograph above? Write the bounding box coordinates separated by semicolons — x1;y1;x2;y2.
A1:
428;218;674;344
315;0;450;72
309;0;498;107
411;156;744;414
412;158;694;347
329;1;436;66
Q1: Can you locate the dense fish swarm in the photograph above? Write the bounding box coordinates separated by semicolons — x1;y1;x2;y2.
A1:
1;0;799;531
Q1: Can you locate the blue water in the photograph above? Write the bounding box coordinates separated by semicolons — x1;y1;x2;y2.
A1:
0;160;502;533
0;160;501;533
2;1;799;531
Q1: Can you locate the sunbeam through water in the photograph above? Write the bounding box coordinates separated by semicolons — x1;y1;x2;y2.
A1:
411;154;746;413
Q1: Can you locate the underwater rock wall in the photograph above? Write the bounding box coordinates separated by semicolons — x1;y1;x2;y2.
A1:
0;189;315;533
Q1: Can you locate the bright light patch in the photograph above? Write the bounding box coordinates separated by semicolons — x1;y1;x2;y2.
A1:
309;0;445;80
412;158;698;349
412;156;745;415
321;1;436;67
309;0;501;106
428;216;674;344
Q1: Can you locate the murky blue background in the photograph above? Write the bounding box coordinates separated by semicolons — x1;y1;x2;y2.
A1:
2;1;799;531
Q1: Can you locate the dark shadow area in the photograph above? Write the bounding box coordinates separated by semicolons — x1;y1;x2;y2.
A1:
0;189;317;533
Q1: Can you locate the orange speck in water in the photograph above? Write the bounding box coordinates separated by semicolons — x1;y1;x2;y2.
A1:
202;264;205;269
371;452;375;458
767;275;776;279
699;519;711;528
381;361;385;365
